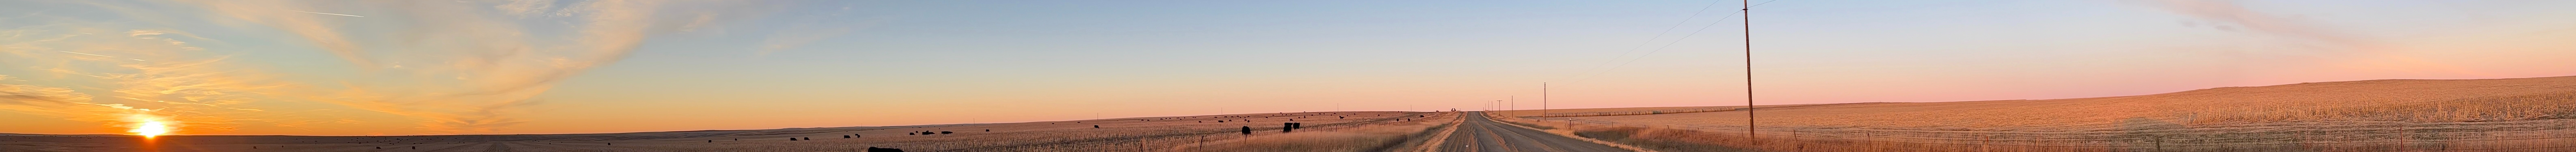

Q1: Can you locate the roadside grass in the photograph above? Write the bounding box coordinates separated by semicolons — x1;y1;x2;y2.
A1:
1180;121;1450;152
1570;126;1766;152
2191;93;2576;124
1498;120;1555;130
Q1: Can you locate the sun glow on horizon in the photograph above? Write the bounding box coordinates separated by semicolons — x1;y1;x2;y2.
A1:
131;121;168;138
127;113;171;138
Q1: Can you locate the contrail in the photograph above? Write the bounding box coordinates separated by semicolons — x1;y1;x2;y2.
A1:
58;51;147;61
292;11;365;17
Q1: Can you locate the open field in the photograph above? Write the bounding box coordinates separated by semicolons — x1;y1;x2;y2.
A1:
0;111;1453;152
1178;112;1460;152
1496;76;2576;152
1484;104;1828;118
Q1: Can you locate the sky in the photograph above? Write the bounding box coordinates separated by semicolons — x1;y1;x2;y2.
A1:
1;0;2572;136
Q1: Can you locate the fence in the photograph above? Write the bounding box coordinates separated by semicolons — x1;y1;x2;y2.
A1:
705;111;1458;152
1489;115;2576;152
1545;107;1742;117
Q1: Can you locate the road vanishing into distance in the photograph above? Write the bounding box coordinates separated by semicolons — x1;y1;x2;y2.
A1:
1440;111;1635;152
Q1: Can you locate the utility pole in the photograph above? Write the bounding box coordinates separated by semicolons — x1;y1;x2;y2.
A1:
1741;0;1758;146
1543;82;1549;119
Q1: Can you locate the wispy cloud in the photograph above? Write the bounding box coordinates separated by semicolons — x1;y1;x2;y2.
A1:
2146;0;2484;77
291;10;365;17
755;6;881;56
55;51;146;61
1;27;312;134
1;0;791;134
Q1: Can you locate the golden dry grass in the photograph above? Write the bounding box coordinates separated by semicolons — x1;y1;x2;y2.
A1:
1176;115;1455;152
1574;75;2576;130
1502;75;2576;152
0;111;1449;152
1482;104;1822;118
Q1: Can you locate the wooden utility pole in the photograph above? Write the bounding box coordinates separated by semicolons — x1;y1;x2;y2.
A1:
1741;0;1758;146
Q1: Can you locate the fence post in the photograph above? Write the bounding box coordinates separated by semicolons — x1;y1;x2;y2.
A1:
2154;138;2163;152
1793;129;1804;152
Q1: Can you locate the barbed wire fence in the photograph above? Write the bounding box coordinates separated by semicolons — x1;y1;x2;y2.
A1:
1492;115;2576;152
789;112;1451;152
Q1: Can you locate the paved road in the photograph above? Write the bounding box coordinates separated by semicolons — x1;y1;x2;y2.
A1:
1439;111;1634;152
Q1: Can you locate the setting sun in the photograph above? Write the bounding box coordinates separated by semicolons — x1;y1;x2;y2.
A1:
130;121;167;138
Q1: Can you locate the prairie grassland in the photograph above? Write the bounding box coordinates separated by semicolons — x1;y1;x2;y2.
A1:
1504;118;2566;152
1482;104;1822;118
1177;113;1458;152
1510;75;2576;152
0;111;1448;152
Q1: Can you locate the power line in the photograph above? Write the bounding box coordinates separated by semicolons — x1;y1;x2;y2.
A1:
1556;0;1785;88
1560;0;1730;83
1563;10;1746;84
1741;0;1757;146
1563;0;1782;84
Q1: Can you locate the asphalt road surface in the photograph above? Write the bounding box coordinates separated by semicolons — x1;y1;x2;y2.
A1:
1439;111;1634;152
